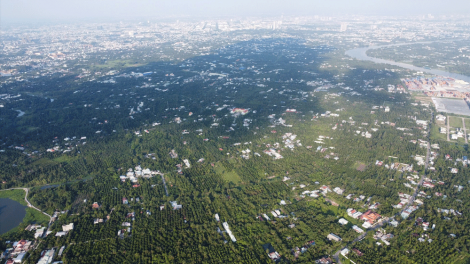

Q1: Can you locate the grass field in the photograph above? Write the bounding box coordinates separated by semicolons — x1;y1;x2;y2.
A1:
449;116;463;128
30;158;59;167
430;125;447;141
353;161;367;172
214;162;241;184
465;118;470;129
53;155;73;163
0;189;27;206
411;94;434;104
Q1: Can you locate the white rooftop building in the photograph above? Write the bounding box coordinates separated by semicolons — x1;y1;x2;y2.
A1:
223;222;236;242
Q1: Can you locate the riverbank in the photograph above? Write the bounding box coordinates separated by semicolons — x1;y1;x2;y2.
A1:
0;189;50;236
345;41;470;83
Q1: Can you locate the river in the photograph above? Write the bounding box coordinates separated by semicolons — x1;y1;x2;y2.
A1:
0;198;27;234
345;42;470;83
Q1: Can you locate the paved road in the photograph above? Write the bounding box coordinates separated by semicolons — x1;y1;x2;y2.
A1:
1;187;55;238
0;187;52;220
463;118;468;144
160;174;169;196
447;115;450;141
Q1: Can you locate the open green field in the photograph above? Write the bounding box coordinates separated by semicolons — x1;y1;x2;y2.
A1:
449;116;463;128
410;93;434;104
0;189;27;206
214;162;241;183
457;137;467;144
353;161;367;172
430;125;447;141
465;118;470;129
53;155;73;163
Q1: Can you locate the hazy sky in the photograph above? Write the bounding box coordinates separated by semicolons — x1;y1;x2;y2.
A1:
2;0;470;23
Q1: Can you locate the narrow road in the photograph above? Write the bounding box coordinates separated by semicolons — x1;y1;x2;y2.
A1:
447;115;450;141
0;187;53;221
462;118;468;144
160;174;169;196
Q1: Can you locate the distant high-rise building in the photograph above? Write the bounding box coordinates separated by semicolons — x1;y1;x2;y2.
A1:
273;21;276;30
340;23;348;32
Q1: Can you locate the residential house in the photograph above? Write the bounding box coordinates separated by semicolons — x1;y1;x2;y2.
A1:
170;201;182;210
360;210;381;224
352;225;364;233
62;223;74;232
316;257;333;264
333;187;344;195
327;233;342;242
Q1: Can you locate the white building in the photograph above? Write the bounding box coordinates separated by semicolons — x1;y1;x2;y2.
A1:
183;159;191;168
333;187;344;195
223;222;236;242
62;223;74;232
37;248;55;264
352;225;364;233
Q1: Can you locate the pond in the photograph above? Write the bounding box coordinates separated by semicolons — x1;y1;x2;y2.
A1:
0;198;27;234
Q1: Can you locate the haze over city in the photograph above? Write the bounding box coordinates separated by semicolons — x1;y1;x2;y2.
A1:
1;1;470;264
2;0;470;24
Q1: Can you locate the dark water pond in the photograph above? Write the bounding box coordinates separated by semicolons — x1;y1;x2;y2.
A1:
0;198;26;234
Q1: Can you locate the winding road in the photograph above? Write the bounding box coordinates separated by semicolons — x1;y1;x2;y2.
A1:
0;187;53;222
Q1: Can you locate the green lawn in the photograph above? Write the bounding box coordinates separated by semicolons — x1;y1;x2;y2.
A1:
430;125;447;141
353;161;367;172
0;189;27;206
214;162;241;183
464;118;470;129
53;155;73;163
449;116;463;128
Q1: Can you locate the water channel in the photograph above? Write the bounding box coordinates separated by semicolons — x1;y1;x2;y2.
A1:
345;41;470;83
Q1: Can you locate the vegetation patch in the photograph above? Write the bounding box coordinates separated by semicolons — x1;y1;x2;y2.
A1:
214;162;242;184
354;161;367;172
